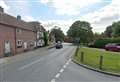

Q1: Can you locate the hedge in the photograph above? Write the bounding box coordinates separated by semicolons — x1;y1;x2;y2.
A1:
93;38;120;48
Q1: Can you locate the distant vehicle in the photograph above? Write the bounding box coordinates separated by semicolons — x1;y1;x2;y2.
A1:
105;43;120;52
55;41;63;49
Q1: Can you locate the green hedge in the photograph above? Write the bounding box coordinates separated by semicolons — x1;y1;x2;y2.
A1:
93;38;120;48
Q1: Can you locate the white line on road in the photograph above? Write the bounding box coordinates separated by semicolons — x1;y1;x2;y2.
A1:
68;58;71;62
51;79;56;82
50;58;71;82
65;58;71;66
66;62;69;65
63;65;67;68
59;68;64;73
18;59;42;70
55;73;61;78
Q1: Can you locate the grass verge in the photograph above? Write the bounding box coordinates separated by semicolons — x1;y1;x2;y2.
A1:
73;47;120;73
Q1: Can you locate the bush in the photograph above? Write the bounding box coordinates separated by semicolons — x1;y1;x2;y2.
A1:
93;38;120;48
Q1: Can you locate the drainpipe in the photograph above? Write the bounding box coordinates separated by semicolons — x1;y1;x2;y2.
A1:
14;28;17;55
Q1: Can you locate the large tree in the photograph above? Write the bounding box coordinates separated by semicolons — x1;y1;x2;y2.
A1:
67;21;93;43
104;25;112;38
112;21;120;37
104;21;120;38
50;26;65;42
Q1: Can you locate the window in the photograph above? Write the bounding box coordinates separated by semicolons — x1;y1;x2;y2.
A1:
17;40;22;48
37;31;40;39
16;28;22;33
40;32;44;37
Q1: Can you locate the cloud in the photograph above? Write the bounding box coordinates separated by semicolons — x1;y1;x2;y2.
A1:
0;0;10;12
39;19;74;34
3;0;35;22
7;0;30;15
23;16;35;22
1;0;120;34
40;0;101;16
82;0;120;33
40;0;120;34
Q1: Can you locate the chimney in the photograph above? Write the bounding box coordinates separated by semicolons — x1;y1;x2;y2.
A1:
17;15;21;20
0;6;4;13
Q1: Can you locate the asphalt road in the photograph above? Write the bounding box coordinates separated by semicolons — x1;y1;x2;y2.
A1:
0;43;120;82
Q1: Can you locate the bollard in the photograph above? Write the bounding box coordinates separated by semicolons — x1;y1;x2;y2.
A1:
81;51;84;62
99;55;103;70
75;46;79;56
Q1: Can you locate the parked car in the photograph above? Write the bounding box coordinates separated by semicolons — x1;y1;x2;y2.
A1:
55;41;63;49
105;43;120;52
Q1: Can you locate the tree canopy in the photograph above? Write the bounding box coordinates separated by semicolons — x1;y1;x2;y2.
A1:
112;21;120;37
104;25;112;38
104;21;120;38
50;26;65;42
67;21;93;43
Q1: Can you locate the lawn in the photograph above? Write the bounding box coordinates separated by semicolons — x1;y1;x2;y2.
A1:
73;47;120;73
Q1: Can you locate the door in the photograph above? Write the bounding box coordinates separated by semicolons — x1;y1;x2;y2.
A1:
4;41;11;56
24;42;27;50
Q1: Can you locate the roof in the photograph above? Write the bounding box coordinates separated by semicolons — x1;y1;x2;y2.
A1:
0;12;33;31
28;21;46;32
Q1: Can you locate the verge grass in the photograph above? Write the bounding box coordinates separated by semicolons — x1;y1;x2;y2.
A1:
73;47;120;73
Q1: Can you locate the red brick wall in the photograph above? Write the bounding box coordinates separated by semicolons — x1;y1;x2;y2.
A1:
0;12;37;58
0;24;15;58
16;29;36;53
0;13;33;31
0;24;36;57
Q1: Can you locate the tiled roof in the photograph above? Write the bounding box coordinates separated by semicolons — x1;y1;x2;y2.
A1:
0;12;33;31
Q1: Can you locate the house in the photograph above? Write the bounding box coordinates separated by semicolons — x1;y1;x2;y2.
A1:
28;21;45;47
0;6;36;58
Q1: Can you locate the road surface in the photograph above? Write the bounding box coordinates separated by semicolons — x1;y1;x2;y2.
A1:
0;43;120;82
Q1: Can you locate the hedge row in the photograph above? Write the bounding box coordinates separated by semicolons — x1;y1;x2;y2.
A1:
92;38;120;48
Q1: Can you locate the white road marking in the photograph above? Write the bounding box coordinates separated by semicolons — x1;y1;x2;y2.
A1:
59;68;64;73
18;59;42;70
63;65;67;68
68;58;71;62
66;62;69;65
55;73;60;78
65;58;71;65
51;79;56;82
50;58;71;82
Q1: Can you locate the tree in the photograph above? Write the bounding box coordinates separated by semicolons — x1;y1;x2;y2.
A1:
50;26;65;42
67;21;93;43
43;31;49;46
94;32;105;40
104;25;112;38
112;21;120;37
104;21;120;38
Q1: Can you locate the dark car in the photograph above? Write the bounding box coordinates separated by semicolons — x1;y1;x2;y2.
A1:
105;43;120;52
55;41;63;49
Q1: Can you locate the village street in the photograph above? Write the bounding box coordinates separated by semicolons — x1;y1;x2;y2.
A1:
0;43;120;82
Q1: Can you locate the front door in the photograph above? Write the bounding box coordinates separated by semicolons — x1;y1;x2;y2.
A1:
4;41;11;57
24;42;27;50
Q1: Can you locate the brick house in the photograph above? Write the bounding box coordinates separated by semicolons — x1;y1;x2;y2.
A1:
28;22;46;47
0;7;37;58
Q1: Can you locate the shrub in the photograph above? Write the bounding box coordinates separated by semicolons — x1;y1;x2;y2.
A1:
93;38;120;48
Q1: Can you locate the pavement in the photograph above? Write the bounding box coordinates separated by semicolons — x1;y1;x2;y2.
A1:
0;43;120;82
0;59;5;64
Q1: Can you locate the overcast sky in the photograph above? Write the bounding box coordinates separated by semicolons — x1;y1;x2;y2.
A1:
0;0;120;34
